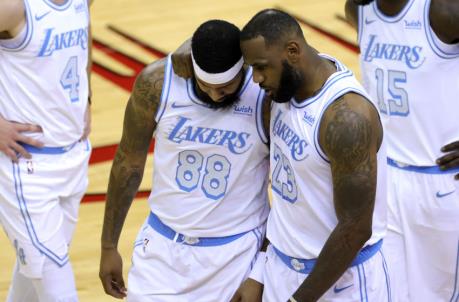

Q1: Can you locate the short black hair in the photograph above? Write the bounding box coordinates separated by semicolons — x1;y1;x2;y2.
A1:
353;0;375;5
191;20;242;73
240;9;303;46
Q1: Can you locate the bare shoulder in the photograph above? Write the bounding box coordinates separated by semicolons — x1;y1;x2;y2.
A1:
120;58;167;148
345;0;359;30
130;58;167;109
0;0;24;34
319;93;382;164
430;0;459;44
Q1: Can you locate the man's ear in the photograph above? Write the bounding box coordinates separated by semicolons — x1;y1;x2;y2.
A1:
285;40;301;63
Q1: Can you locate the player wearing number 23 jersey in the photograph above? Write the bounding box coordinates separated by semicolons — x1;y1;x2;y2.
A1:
241;9;389;301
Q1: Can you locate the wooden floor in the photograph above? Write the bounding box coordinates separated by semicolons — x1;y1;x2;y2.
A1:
0;0;360;300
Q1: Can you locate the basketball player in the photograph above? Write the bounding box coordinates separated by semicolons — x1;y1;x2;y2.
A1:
0;0;92;301
99;20;270;301
345;1;459;301
239;9;390;301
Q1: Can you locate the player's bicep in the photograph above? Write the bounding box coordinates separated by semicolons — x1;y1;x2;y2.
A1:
119;60;165;156
319;95;380;223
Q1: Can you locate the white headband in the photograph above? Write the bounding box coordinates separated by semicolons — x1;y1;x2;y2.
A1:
191;51;244;85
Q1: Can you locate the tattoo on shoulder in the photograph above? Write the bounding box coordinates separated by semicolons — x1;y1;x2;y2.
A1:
322;97;372;167
321;97;378;220
131;60;166;114
119;59;166;153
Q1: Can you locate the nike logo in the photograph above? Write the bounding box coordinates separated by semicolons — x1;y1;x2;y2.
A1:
333;284;353;294
365;18;376;25
171;102;193;109
436;190;455;198
35;11;51;21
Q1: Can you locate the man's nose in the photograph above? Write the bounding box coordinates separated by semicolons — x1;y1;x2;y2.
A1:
209;89;225;101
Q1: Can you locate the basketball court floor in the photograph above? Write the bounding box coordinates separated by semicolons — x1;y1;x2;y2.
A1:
0;0;361;300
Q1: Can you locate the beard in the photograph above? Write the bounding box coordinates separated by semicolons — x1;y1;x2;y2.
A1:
193;71;245;109
272;60;305;103
352;0;375;5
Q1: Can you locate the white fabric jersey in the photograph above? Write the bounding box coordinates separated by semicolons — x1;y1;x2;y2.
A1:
358;0;459;166
147;56;270;237
267;54;387;259
0;0;90;147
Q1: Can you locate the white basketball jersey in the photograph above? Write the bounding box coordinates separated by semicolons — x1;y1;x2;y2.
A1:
147;56;270;237
0;0;90;146
267;54;387;259
358;0;459;166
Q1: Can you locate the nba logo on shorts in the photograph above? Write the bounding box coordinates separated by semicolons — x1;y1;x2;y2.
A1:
26;160;34;174
143;238;149;252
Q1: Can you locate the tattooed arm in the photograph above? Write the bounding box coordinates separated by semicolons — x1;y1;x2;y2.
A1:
290;93;382;301
99;58;165;298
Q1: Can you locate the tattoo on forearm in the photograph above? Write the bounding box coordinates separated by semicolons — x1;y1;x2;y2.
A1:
102;60;165;247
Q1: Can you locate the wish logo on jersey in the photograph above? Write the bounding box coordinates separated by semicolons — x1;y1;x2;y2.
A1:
168;116;252;154
272;110;308;161
233;104;253;116
74;2;87;14
362;34;426;69
37;27;89;57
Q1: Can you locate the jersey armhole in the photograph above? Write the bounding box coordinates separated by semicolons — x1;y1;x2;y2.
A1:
357;4;364;46
0;0;33;51
255;89;269;145
423;0;459;59
154;55;172;123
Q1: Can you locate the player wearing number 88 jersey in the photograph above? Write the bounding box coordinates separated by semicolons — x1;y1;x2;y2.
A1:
100;20;270;302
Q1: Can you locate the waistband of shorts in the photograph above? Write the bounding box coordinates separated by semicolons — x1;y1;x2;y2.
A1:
273;239;383;274
387;158;459;174
21;140;80;154
148;211;250;247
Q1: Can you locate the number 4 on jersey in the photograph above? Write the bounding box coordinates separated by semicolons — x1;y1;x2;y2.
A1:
60;56;80;102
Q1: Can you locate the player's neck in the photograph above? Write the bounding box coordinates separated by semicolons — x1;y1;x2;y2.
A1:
295;52;336;101
377;0;410;17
